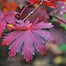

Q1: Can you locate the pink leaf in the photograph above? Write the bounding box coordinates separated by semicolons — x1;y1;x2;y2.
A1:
0;20;6;37
0;10;17;37
2;19;53;62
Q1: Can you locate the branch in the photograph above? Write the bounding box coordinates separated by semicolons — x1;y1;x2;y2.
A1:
23;0;44;21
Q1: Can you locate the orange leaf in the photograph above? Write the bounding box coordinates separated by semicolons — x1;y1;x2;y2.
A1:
3;1;18;11
0;0;18;12
62;0;66;2
0;0;7;3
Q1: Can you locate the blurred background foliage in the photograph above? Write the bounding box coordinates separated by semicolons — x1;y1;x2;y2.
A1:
0;43;66;66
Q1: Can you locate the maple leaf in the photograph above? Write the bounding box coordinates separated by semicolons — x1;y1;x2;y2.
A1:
0;10;17;37
2;19;54;62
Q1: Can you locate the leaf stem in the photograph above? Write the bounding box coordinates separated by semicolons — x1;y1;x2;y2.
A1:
23;0;44;21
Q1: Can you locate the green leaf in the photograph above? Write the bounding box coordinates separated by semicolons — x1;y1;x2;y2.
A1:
60;43;66;52
51;14;57;22
60;24;66;30
63;13;66;19
60;13;66;30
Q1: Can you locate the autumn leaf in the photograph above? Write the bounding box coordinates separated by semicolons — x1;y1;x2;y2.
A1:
3;1;18;12
0;0;18;12
0;10;17;37
2;19;54;62
26;0;56;8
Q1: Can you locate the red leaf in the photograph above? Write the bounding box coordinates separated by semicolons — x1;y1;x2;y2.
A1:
2;19;53;62
44;1;56;8
0;10;17;37
0;20;6;37
26;0;56;8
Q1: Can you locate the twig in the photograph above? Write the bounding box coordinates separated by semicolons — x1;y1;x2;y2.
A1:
23;0;44;21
